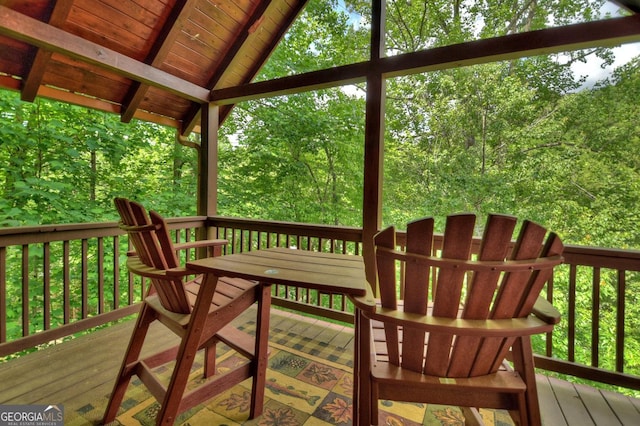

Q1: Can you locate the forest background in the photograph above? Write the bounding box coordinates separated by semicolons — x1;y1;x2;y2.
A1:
1;0;640;391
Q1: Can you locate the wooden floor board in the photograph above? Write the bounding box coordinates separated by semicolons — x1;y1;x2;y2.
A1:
629;393;640;413
574;383;621;425
537;375;568;426
601;388;640;425
1;307;640;425
549;377;596;425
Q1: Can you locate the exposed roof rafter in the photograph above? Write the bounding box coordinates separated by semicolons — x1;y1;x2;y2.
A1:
121;0;198;123
0;1;303;130
0;6;210;102
20;2;73;102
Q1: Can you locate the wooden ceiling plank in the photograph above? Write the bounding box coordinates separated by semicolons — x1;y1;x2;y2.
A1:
122;0;199;123
0;5;209;103
180;0;278;135
21;1;73;102
205;0;273;90
68;2;150;54
212;14;640;106
195;1;238;36
178;0;272;135
98;0;164;28
217;0;309;123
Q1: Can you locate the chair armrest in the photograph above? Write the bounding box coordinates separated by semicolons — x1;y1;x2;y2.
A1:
173;238;228;251
126;256;194;280
532;297;561;325
367;308;555;338
348;283;377;313
124;239;228;257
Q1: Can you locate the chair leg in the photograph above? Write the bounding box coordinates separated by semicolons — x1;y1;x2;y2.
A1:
103;303;155;424
371;384;379;426
460;407;484;426
511;336;538;426
249;283;272;419
355;310;373;426
204;342;217;378
155;274;220;425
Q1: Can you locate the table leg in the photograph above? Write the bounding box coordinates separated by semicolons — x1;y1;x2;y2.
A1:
250;282;272;419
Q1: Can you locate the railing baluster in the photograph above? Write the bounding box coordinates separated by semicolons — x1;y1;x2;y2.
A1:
22;244;28;337
43;242;51;330
591;267;601;368
127;238;134;306
0;246;6;343
616;269;626;373
98;237;105;314
545;275;554;357
81;239;89;319
113;235;120;310
568;264;577;362
185;228;192;261
63;240;70;324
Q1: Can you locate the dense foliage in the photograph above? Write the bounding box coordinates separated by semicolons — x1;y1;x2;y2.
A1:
0;94;199;226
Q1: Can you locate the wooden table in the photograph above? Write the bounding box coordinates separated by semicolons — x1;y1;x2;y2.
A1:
187;247;367;423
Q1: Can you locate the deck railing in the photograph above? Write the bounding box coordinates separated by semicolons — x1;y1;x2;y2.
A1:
1;217;639;394
0;217;209;357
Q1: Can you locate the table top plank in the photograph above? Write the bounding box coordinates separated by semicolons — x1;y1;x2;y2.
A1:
187;247;367;296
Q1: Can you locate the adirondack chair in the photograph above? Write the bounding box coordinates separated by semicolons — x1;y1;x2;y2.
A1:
103;198;270;425
353;213;564;426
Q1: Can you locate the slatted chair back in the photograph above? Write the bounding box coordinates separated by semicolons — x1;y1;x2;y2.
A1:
374;213;564;378
114;197;191;314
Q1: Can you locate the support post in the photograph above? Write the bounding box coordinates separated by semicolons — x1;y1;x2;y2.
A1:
362;0;386;293
198;103;219;246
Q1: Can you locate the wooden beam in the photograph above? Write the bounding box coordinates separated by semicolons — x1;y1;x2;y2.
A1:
361;0;385;296
615;0;640;13
210;62;369;104
216;0;310;125
198;104;218;218
182;0;280;134
379;14;640;78
0;6;209;103
210;14;640;105
20;1;73;102
121;0;197;123
184;0;310;134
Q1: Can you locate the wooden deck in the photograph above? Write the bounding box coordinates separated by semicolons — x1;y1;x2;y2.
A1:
1;307;639;425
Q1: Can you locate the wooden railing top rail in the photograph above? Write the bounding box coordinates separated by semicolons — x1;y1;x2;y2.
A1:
562;245;640;270
208;216;364;242
0;216;208;247
4;216;638;271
